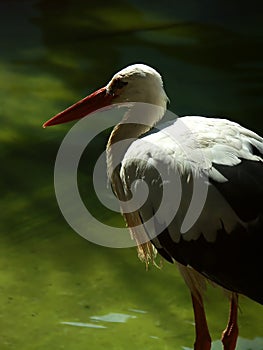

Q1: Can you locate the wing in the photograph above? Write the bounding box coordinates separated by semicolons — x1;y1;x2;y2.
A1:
120;116;263;304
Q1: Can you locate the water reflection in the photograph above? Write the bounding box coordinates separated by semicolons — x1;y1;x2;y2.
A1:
61;321;107;329
90;312;136;323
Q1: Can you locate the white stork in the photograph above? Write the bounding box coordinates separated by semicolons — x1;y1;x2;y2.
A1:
43;64;263;350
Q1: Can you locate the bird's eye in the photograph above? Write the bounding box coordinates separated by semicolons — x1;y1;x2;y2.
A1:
116;79;128;89
108;78;128;95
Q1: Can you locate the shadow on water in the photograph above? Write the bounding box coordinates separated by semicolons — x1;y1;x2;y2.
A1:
0;0;263;349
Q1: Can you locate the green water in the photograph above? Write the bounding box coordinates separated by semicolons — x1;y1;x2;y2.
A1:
0;1;263;349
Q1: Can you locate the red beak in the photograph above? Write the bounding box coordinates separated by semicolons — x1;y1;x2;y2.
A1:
43;86;114;128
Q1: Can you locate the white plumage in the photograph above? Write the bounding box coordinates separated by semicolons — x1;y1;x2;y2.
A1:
120;116;263;244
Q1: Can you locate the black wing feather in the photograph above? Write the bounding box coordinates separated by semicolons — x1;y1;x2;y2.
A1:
211;159;263;222
143;159;263;305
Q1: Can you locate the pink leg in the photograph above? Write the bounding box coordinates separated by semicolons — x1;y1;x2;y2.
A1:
221;293;239;350
191;292;211;350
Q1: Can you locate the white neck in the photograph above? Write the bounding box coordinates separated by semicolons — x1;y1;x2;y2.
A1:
106;103;166;183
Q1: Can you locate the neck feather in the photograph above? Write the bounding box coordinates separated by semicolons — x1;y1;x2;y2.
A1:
106;103;165;180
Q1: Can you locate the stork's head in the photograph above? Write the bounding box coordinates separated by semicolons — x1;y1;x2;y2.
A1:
106;64;168;107
43;64;169;127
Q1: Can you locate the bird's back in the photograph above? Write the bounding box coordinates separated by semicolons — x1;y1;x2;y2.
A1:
119;116;263;305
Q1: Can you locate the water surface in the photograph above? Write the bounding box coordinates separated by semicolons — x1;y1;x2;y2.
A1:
0;1;263;349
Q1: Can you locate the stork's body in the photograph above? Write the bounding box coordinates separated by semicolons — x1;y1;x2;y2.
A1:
120;116;263;303
44;64;263;350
